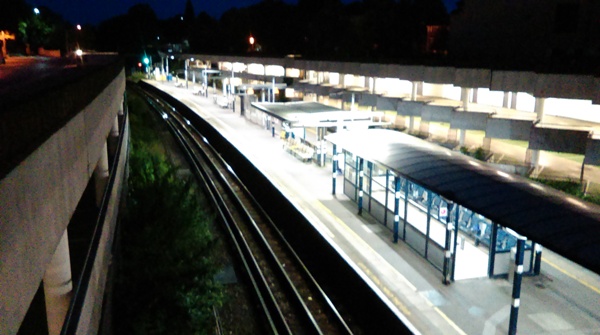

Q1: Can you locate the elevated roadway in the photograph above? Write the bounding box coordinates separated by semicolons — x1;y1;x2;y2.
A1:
0;55;128;335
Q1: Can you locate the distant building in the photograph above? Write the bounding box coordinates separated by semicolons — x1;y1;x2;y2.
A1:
449;0;600;72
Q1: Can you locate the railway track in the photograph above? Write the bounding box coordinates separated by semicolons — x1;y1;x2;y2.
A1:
134;85;354;335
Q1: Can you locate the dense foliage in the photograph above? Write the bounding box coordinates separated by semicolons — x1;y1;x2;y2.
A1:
90;0;450;64
113;90;222;334
532;178;600;206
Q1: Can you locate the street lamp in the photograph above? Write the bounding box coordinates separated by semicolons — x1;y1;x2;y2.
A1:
185;58;189;88
33;7;40;15
249;35;255;52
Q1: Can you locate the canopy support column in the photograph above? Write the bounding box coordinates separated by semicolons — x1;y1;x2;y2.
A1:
393;176;401;243
357;157;364;215
332;145;338;195
509;237;526;335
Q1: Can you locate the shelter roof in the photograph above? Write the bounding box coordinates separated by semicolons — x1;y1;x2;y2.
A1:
326;129;600;275
251;102;383;128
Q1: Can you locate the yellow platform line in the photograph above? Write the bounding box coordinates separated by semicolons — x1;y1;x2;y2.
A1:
543;258;600;295
315;200;467;334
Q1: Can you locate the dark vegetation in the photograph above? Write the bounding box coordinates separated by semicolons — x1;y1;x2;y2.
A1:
4;0;597;74
459;144;600;205
532;178;600;206
112;89;223;334
1;0;449;64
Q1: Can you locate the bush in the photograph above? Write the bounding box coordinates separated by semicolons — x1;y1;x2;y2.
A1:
113;88;222;334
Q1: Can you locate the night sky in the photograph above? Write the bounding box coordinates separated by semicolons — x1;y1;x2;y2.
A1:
29;0;460;25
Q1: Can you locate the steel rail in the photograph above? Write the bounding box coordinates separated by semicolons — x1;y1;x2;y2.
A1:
136;85;353;335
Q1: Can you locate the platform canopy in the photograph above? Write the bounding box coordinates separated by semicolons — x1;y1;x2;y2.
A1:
326;128;600;275
251;101;388;128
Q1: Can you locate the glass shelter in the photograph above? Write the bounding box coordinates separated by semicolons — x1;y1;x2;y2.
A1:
327;129;553;283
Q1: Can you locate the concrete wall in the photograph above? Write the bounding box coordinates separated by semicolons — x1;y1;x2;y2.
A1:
529;126;590;154
0;70;125;335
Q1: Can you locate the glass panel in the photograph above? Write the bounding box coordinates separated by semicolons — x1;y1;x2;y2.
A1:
495;228;533;252
496;228;518;252
370;164;387;204
345;165;356;185
345;151;356;167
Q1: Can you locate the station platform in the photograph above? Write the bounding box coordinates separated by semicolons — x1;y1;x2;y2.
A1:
148;80;600;335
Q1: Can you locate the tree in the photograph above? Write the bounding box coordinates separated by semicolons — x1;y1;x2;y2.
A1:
18;8;54;54
0;0;29;32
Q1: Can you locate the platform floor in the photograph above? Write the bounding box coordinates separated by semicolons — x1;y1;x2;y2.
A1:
149;80;600;335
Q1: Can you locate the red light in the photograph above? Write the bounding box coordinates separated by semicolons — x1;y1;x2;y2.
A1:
137;62;142;67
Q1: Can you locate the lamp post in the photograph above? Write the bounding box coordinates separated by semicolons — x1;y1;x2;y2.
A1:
249;35;255;52
185;57;195;89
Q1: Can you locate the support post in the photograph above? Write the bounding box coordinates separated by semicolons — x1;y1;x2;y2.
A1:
403;180;409;239
425;191;432;257
443;205;453;285
411;81;418;101
185;59;189;89
451;204;460;281
94;142;110;207
393;176;401;243
502;92;510;108
332;145;338;195
43;231;73;335
509;237;526;335
461;87;470;111
533;243;542;275
510;92;518;109
488;223;499;277
534;97;546;122
358;158;364;215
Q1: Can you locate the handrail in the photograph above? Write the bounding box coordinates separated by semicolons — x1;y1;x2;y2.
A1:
60;104;129;335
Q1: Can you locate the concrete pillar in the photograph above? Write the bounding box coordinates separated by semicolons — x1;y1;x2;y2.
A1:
502;92;510;108
459;87;471;147
529;97;546;168
529;149;540;168
370;77;376;94
43;230;73;335
411;81;418;101
461;87;471;111
472;88;478;104
534;97;546;122
94;142;110;207
118;98;124;116
110;116;119;138
510;92;518;109
108;115;120;157
339;73;345;88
